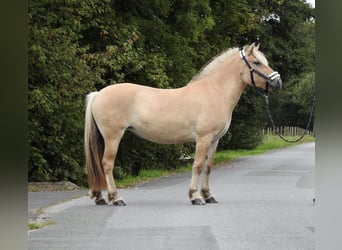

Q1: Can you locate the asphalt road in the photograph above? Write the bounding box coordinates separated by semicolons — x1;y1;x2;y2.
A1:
28;142;315;250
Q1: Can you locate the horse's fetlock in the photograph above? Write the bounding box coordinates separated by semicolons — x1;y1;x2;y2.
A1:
201;189;211;199
89;190;95;199
188;188;197;199
107;191;118;201
89;190;102;199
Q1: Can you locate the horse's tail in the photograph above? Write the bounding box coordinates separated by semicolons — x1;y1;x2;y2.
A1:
84;92;107;190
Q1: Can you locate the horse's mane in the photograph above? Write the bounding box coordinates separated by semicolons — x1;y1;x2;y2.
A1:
189;45;268;83
190;47;239;82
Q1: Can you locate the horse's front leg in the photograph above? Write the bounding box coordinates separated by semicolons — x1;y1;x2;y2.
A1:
188;137;213;205
103;138;126;206
201;140;219;204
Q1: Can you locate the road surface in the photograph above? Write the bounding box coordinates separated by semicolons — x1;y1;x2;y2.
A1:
28;143;315;250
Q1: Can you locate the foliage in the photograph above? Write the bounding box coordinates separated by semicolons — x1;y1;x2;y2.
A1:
254;1;315;131
28;0;315;185
28;23;97;184
115;132;192;179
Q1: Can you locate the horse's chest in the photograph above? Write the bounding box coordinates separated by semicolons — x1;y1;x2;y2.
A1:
214;119;231;141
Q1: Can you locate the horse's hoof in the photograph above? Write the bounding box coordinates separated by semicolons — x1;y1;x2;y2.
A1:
95;198;107;205
113;199;127;206
191;198;205;205
205;197;218;204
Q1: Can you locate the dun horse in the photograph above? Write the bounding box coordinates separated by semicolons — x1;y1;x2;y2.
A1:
84;43;282;206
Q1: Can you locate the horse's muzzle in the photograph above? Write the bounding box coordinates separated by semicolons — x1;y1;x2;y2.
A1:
268;77;282;91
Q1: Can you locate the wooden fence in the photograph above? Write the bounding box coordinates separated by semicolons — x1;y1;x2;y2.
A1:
263;126;315;137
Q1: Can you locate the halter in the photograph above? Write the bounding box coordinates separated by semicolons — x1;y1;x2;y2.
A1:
239;49;280;96
239;49;314;143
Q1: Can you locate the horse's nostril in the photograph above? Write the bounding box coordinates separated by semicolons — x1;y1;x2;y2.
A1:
269;78;282;91
277;79;282;89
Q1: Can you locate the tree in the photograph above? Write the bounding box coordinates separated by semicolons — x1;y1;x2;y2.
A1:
28;0;315;185
28;0;143;183
28;21;96;183
257;6;315;129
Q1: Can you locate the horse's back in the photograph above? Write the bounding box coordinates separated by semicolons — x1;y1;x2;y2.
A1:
93;83;187;110
90;83;199;143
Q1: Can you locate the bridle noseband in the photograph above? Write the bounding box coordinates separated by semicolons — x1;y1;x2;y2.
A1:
239;49;280;96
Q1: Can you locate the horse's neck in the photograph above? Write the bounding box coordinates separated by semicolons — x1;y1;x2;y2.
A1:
207;55;246;106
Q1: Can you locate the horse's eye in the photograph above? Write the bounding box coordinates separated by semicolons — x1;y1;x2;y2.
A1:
253;61;261;65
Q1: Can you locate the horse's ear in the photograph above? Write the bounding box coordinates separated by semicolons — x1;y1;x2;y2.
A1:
251;44;260;55
245;43;255;55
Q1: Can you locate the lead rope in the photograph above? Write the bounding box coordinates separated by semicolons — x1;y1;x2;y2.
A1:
264;95;316;143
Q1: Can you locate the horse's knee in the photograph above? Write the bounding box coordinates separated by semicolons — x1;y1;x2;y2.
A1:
192;159;204;173
195;165;203;174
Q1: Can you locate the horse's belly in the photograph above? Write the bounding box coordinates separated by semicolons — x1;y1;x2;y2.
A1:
128;119;195;144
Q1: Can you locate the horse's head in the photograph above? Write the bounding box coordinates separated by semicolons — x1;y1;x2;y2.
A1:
240;43;282;95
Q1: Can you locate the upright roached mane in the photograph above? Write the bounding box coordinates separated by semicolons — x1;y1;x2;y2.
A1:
84;43;282;206
190;48;238;82
191;46;269;82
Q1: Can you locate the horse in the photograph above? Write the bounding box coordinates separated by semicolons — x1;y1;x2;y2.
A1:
84;43;282;206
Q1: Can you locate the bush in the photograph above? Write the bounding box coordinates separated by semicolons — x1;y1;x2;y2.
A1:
115;132;192;179
227;124;264;150
218;124;264;151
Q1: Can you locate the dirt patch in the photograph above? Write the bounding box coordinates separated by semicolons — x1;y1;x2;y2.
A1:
28;181;81;192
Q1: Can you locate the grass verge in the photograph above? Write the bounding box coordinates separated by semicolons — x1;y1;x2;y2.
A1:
28;220;56;230
213;135;315;164
116;165;192;188
116;135;315;188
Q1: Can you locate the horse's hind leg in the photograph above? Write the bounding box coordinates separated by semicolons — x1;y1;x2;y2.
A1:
103;136;126;206
201;140;219;204
188;136;213;205
89;190;107;205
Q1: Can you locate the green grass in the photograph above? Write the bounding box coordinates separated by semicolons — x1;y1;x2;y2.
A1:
116;169;165;188
213;135;315;164
116;165;193;188
28;220;56;230
116;135;315;188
